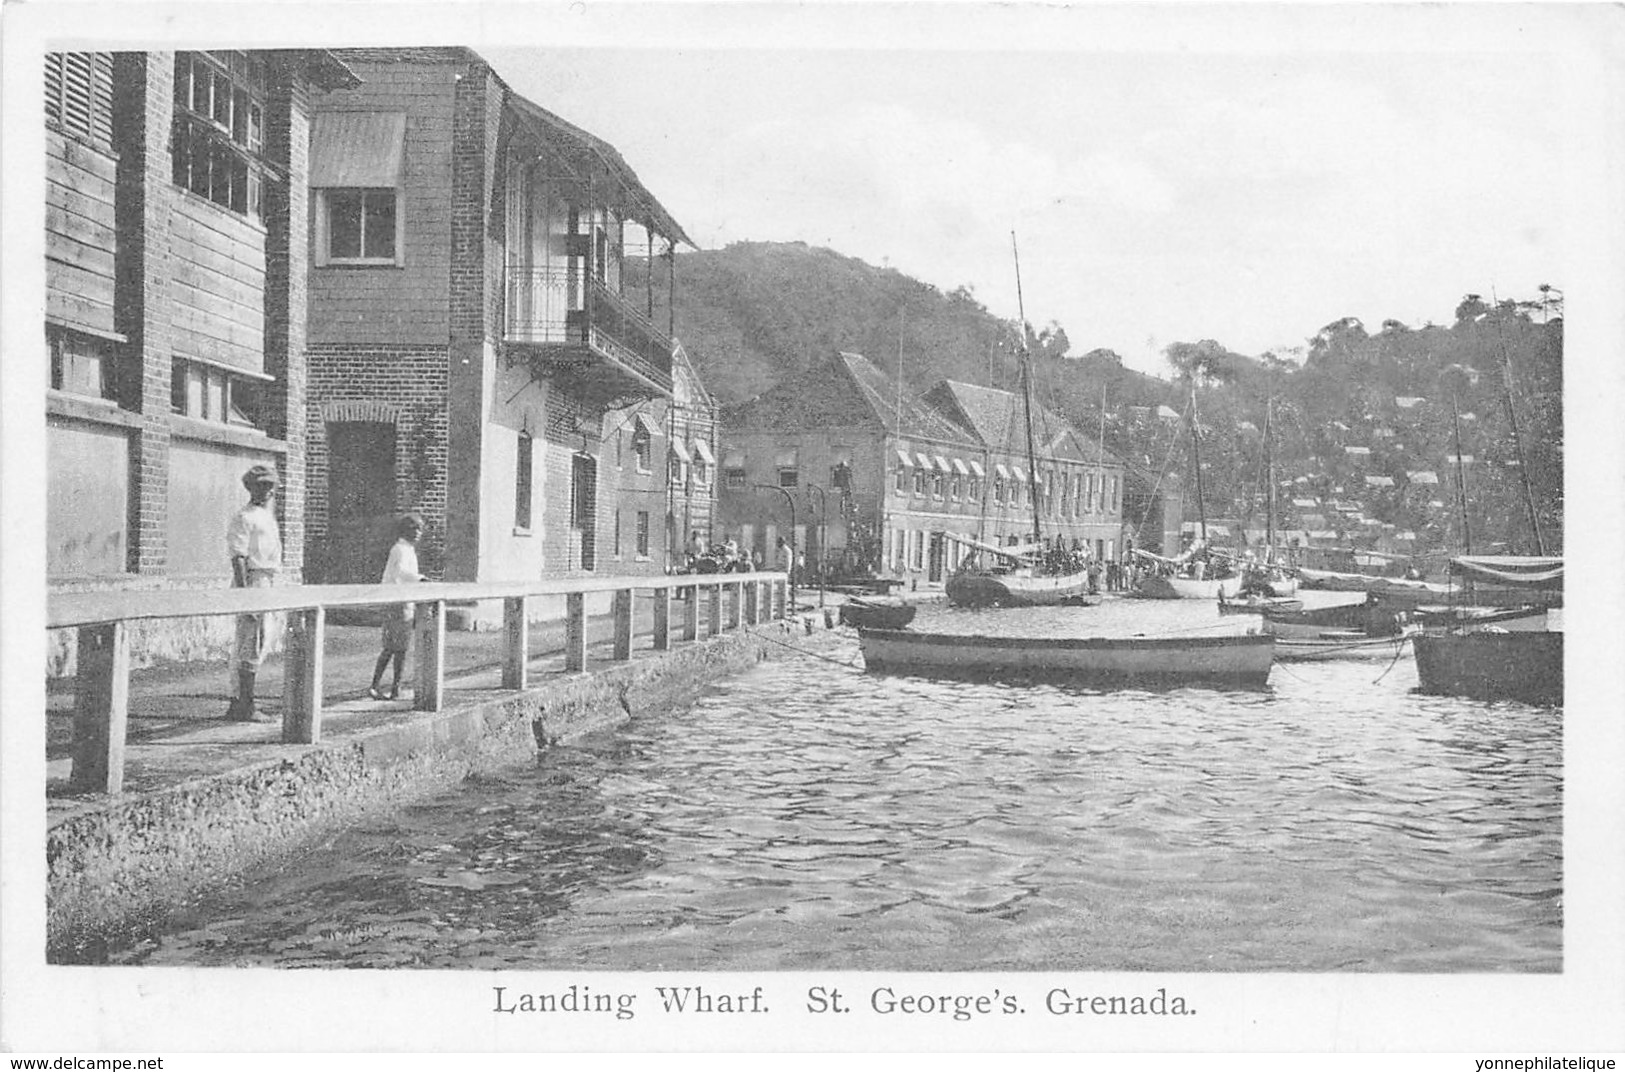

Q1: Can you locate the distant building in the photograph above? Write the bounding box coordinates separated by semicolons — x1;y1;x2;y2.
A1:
666;341;719;556
716;352;1128;582
300;48;699;604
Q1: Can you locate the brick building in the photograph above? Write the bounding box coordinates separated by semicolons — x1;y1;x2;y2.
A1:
717;351;1127;584
302;48;696;608
44;49;356;668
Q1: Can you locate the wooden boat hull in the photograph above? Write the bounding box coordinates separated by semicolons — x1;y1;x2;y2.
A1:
1135;574;1244;600
839;599;917;630
1219;596;1303;615
1274;630;1413;662
1413;631;1563;705
1263;601;1407;637
1410;605;1547;632
945;568;1095;608
858;629;1275;687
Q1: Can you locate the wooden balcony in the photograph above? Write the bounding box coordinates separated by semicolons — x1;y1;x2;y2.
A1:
503;265;674;404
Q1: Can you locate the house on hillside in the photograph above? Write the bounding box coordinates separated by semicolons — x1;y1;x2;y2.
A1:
45;49;358;668
300;47;699;607
716;351;1127;583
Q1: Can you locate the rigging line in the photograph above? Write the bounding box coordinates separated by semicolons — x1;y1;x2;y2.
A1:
754;626;866;669
1371;634;1415;684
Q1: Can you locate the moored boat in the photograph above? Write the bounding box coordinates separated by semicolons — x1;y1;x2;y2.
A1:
838;597;918;630
1134;570;1243;601
945;556;1094;608
857;628;1274;688
1413;630;1562;705
1274;628;1416;662
1218;593;1303;615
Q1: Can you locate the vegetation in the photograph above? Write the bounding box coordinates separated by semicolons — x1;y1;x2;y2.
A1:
637;242;1562;554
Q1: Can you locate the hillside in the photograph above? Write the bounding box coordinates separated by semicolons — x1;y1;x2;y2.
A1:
636;242;1562;554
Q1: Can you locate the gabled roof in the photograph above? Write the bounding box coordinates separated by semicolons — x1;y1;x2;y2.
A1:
927;379;1123;467
721;351;963;442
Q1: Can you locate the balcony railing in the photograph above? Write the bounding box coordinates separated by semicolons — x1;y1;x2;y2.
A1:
504;265;673;397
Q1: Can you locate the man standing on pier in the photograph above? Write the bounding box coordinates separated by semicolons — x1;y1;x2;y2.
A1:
226;465;282;722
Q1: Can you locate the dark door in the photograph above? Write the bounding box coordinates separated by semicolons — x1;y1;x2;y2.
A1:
326;421;397;584
571;452;597;570
927;531;945;582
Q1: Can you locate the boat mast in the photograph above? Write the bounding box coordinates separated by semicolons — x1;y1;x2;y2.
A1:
1450;389;1473;555
1490;297;1546;555
1188;383;1209;546
1095;381;1106;555
1264;390;1276;563
1011;232;1043;551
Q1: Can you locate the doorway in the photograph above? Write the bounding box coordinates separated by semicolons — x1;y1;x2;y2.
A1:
325;421;397;585
571;452;597;570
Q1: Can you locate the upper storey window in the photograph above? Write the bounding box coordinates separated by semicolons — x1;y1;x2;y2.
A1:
44;52;114;149
172;51;269;219
310;112;406;266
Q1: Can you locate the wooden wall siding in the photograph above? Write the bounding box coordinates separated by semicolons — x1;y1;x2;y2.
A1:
306;63;457;346
166;196;266;372
46;131;119;334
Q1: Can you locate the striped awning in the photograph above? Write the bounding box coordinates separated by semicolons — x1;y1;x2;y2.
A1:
915;452;935;470
309;112;406;187
669;436;691;461
1009;465;1026;482
895;449;914;468
993;463;1010;479
633;412;662;438
932;455;951;473
950;458;971;476
691;439;715;465
968;460;986;478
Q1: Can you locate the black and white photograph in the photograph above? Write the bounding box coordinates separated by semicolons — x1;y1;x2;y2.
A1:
2;0;1622;1060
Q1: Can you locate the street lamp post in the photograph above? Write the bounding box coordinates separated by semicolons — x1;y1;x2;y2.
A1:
805;483;829;608
754;483;798;610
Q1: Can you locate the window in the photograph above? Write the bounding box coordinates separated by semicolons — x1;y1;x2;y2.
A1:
832;462;852;490
44;53;113;147
894;466;907;494
778;467;799;488
636;511;650;557
514;431;534;530
993;477;1005;505
912;469;925;496
669;448;686;486
170;358;261;426
931;472;944;499
691;458;708;486
49;327;117;400
613;510;622;557
632;426;651;472
323;189;398;262
172;52;269;219
1111;476;1120;512
968;477;981;502
724;467;746;489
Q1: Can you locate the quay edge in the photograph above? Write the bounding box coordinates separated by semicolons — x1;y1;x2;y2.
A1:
46;613;847;962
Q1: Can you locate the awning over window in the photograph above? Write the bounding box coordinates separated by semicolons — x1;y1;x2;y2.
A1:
309;112;406;187
968;460;985;478
932;455;951;473
669;436;691;462
691;439;715;465
914;452;935;471
895;449;914;468
950;458;971;476
1010;465;1026;483
993;463;1010;479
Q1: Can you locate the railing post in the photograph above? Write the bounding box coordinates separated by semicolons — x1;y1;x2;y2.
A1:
653;586;671;651
414;600;445;712
565;591;588;671
612;587;634;660
70;622;129;794
503;596;529;689
729;581;743;629
708;582;723;637
744;580;759;625
683;584;699;641
283;607;325;744
776;578;788;619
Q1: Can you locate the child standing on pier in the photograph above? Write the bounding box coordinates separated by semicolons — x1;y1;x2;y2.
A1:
370;514;426;701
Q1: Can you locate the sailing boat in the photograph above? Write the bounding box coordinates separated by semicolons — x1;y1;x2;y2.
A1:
1132;384;1244;600
1412;311;1563;704
1223;388;1301;610
944;236;1094;608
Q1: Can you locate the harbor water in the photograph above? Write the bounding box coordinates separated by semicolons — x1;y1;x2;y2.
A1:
102;594;1562;972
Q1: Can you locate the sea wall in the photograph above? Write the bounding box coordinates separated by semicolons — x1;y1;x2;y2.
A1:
47;615;841;960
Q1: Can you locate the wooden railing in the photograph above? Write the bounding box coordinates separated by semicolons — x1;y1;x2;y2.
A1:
49;572;793;795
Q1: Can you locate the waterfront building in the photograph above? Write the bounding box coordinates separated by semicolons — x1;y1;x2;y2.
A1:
716;351;1128;583
301;48;699;603
44;49;358;669
665;341;720;557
